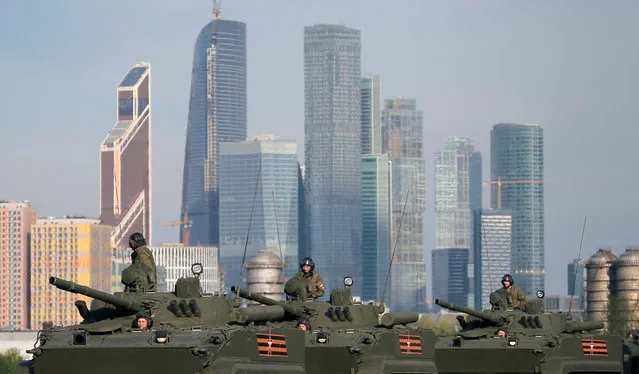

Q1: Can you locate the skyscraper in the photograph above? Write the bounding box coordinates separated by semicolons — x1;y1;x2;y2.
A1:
434;137;478;249
361;75;382;155
432;248;469;307
100;62;152;251
304;24;362;294
218;135;299;290
473;209;512;310
181;14;247;246
382;98;427;312
0;201;36;330
361;155;392;303
490;123;544;296
567;259;586;310
434;137;481;307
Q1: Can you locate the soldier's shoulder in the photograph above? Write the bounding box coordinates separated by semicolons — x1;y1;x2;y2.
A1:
312;272;323;280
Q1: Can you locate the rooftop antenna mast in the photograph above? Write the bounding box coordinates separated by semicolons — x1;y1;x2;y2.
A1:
235;160;262;303
212;0;222;47
379;187;411;313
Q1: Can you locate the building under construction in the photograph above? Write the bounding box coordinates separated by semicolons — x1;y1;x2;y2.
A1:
586;247;639;332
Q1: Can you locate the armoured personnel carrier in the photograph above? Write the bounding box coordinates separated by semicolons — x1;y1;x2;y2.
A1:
434;290;624;374
16;263;306;374
232;276;438;374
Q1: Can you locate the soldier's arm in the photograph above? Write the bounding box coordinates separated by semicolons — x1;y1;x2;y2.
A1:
517;288;527;301
312;276;325;298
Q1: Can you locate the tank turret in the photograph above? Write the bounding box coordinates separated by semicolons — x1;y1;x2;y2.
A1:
20;263;307;373
433;289;624;373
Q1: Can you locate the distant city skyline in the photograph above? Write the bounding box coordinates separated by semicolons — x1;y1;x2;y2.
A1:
1;1;638;298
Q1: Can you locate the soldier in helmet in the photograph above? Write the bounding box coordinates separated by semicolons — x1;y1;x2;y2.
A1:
286;257;325;300
490;273;527;309
129;232;157;291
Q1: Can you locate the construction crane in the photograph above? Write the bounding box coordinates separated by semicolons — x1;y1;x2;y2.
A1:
163;212;193;246
213;0;222;19
483;176;549;209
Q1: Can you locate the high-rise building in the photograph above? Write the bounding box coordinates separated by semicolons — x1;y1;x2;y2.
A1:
361;155;392;303
30;217;113;328
100;62;152;258
304;24;362;295
567;259;586;310
435;137;478;249
434;137;481;307
473;209;512;310
432;248;469;307
181;15;247;247
381;98;427;312
490;123;544;296
0;201;36;330
218;135;298;291
361;75;382;155
150;244;221;294
469;152;482;212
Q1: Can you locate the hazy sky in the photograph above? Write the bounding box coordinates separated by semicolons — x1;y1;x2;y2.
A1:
1;0;637;297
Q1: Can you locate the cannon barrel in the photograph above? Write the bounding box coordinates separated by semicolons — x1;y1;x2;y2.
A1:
233;305;287;323
563;320;605;333
49;276;144;312
230;286;305;317
381;311;420;327
435;298;503;326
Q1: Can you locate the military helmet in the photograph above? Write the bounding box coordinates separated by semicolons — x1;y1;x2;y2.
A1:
501;273;514;286
129;232;146;249
300;257;315;271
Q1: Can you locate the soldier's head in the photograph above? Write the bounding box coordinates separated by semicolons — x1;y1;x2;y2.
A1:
300;257;315;274
297;319;311;331
129;232;146;250
501;273;514;289
135;311;152;330
495;329;507;338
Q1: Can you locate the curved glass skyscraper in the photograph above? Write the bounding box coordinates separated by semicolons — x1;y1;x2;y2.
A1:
490;123;544;296
181;19;247;246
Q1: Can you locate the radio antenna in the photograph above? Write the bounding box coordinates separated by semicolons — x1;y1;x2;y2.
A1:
236;160;262;300
568;216;587;316
380;187;411;311
271;191;285;270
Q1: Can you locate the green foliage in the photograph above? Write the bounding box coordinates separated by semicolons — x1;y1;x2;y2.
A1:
0;348;23;374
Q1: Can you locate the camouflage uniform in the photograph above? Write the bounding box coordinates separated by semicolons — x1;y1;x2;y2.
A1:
292;271;325;299
490;285;527;309
131;245;157;290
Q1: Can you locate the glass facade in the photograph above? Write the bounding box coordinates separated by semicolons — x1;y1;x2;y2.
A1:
304;24;363;295
490;123;544;296
567;259;586;310
473;209;513;310
432;248;469;307
218;138;298;292
381;98;427;312
435;137;477;250
181;19;247;246
434;137;481;307
361;155;392;303
361;75;381;155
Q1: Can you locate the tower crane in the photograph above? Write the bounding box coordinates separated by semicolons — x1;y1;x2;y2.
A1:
483;176;549;209
163;212;193;246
